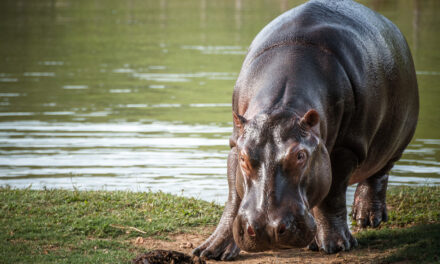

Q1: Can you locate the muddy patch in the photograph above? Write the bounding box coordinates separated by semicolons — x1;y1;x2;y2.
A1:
132;249;205;264
131;228;389;264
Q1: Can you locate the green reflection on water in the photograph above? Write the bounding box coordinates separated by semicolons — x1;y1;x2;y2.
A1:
0;0;438;134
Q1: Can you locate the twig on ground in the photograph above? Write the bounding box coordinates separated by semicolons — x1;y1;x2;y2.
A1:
109;224;147;234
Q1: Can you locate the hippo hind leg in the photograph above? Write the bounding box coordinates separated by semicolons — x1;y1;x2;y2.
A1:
351;163;393;228
309;148;358;253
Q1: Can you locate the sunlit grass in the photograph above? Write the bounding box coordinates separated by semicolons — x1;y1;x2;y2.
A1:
0;186;222;263
0;185;439;263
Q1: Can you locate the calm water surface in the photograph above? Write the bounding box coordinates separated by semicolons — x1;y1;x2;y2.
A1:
0;0;439;204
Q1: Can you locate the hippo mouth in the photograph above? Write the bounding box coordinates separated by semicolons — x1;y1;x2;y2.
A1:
232;210;317;252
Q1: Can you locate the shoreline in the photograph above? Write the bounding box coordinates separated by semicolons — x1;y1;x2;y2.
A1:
1;185;439;263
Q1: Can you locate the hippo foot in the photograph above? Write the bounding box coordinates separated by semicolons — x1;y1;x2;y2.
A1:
193;233;240;261
308;223;358;253
352;172;389;228
352;198;388;228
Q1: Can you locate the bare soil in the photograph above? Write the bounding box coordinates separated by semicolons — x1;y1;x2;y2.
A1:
131;227;393;264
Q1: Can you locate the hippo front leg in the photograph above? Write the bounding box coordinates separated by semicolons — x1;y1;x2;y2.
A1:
192;147;241;260
309;149;358;253
352;167;390;228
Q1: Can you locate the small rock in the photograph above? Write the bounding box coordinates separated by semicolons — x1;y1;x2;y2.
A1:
179;242;193;249
135;237;145;244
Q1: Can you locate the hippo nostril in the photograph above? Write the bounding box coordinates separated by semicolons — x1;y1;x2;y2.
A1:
278;223;286;235
247;224;256;237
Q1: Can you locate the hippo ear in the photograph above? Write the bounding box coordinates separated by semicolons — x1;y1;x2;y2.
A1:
300;109;320;129
233;112;247;133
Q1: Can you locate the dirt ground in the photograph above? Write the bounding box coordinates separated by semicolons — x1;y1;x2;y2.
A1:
131;227;394;264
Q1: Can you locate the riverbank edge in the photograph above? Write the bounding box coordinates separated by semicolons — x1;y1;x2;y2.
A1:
0;185;439;263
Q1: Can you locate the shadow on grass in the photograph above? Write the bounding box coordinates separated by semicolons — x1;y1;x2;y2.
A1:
356;223;440;263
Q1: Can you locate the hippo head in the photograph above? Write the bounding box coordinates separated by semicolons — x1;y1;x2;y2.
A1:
231;109;331;252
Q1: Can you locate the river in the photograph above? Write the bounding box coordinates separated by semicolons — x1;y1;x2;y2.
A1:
0;0;439;205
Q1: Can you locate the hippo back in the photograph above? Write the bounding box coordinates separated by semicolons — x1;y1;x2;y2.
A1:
232;0;419;183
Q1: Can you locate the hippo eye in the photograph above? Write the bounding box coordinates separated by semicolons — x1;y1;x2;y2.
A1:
297;151;306;161
239;152;253;175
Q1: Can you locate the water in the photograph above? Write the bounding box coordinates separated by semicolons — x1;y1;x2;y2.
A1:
0;0;439;205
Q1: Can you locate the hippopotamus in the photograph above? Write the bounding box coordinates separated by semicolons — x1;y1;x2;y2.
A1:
193;0;419;260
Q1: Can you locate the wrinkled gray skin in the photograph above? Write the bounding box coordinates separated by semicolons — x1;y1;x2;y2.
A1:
193;0;418;260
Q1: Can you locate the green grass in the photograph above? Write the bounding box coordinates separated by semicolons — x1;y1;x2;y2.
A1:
0;185;439;263
356;185;440;263
385;185;440;227
356;223;440;263
0;186;222;263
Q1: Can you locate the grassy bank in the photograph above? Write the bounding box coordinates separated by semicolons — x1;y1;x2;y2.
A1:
355;186;440;263
1;185;439;263
0;187;222;263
